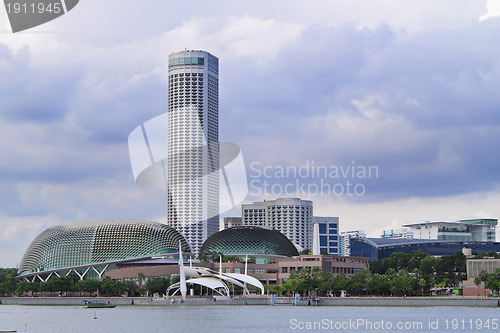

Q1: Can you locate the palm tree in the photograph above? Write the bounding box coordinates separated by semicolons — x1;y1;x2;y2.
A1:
474;276;482;297
138;272;145;286
479;270;488;297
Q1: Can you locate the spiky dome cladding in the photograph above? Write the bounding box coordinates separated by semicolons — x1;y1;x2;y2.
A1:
18;219;191;275
200;226;299;257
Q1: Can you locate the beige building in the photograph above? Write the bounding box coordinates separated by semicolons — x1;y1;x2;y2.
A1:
462;259;500;296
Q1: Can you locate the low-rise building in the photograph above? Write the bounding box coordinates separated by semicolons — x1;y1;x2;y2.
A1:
462;259;500;297
403;219;497;242
106;254;369;288
277;255;368;285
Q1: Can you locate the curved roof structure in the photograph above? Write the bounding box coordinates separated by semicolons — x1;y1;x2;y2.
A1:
199;226;299;257
18;219;191;276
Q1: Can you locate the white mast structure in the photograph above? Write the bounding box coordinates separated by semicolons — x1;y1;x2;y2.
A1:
179;241;187;301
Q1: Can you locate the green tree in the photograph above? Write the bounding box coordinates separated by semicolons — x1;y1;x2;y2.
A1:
100;277;126;296
47;276;73;295
418;278;426;296
138;272;145;286
145;277;170;295
479;270;489;297
331;273;347;296
346;270;370;296
15;281;31;296
485;269;500;295
75;279;101;295
318;272;335;295
390;269;412;296
0;268;18;296
474;276;482;297
367;273;390;296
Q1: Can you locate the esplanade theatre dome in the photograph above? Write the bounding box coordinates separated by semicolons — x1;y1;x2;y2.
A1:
18;219;191;276
199;226;299;257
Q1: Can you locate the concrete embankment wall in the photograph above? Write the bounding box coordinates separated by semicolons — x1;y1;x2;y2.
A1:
316;297;500;307
0;297;144;306
1;297;499;307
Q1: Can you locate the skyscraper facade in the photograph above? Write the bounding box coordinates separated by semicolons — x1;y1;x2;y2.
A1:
312;216;339;255
167;50;219;255
242;198;313;251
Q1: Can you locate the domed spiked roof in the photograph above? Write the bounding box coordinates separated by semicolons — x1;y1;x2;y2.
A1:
200;226;299;257
18;219;190;276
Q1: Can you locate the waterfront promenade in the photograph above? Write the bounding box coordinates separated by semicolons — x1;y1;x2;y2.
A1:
1;296;499;307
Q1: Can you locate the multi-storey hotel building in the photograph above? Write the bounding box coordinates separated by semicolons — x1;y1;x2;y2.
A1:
242;198;313;251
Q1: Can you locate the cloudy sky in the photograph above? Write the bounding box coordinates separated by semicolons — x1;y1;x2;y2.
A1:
1;0;500;267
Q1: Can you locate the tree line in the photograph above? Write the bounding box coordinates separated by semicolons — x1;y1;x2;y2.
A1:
267;250;468;296
3;250;500;297
0;271;173;297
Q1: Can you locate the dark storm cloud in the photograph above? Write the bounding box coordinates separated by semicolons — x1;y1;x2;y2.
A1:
221;20;500;202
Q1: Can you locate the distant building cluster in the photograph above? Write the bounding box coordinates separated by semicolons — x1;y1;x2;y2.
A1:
340;230;366;256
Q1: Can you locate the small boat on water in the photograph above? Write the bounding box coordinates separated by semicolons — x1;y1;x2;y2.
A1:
81;300;116;308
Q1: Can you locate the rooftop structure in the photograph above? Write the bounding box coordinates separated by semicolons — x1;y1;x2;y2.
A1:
381;229;414;239
403;219;497;242
18;219;190;280
199;226;299;258
350;237;500;261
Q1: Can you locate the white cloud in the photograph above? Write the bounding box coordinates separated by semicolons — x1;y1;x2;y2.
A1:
311;190;500;240
479;0;500;21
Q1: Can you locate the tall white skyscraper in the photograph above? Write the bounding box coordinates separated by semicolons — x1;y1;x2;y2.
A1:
167;50;219;255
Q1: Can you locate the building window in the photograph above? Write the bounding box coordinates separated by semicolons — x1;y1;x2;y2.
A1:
225;268;230;273
320;236;327;246
282;267;288;273
319;224;327;234
235;268;240;274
